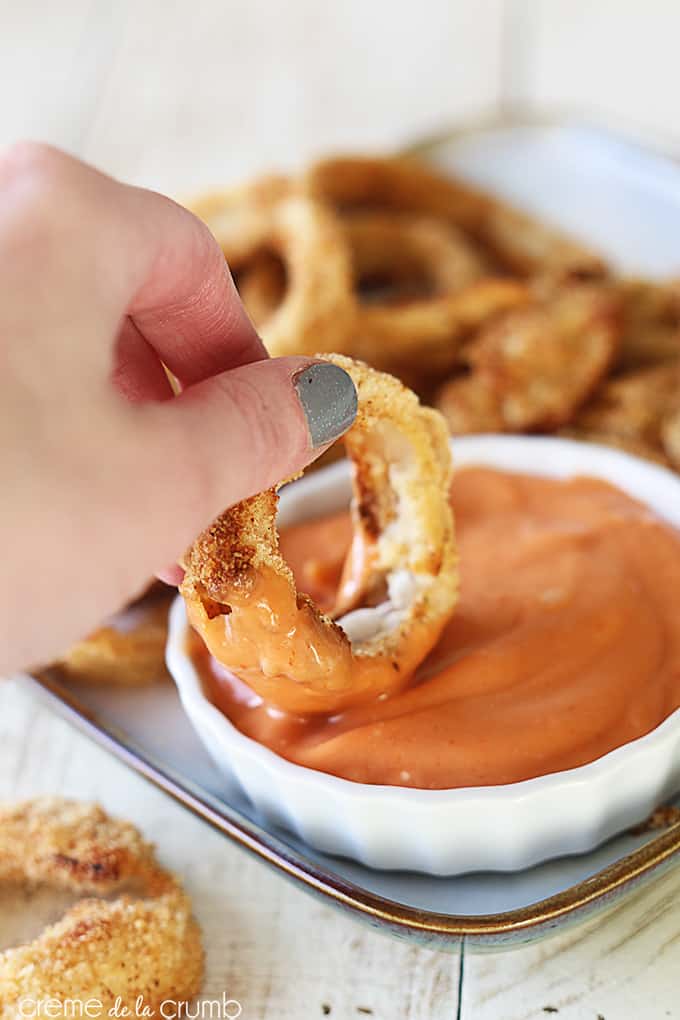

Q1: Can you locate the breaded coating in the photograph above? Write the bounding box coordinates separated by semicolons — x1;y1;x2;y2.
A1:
188;180;355;357
54;588;173;688
0;799;203;1014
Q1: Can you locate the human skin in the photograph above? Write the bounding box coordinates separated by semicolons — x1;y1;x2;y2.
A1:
0;143;354;674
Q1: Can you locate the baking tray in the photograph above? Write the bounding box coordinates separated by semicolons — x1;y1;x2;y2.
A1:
26;115;680;950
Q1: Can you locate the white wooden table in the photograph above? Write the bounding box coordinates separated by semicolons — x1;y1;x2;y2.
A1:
3;1;680;1015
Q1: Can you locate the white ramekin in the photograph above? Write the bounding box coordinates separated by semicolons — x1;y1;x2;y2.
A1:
167;436;680;875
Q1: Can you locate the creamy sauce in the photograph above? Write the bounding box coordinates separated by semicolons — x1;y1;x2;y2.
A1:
191;467;680;788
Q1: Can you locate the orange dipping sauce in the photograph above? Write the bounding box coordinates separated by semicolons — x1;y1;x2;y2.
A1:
191;467;680;789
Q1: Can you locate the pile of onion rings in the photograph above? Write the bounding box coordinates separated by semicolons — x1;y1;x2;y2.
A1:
184;156;679;473
0;798;203;1012
181;355;458;715
186;156;537;385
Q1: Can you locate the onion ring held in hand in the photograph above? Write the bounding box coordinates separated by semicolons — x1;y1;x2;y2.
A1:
188;182;354;356
0;798;203;1011
181;356;458;715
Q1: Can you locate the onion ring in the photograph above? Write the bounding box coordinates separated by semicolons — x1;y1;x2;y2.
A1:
0;798;203;1011
54;586;172;687
188;180;355;356
351;277;528;382
478;201;607;281
306;154;607;280
305;154;491;231
574;361;680;447
615;278;680;372
557;427;670;466
434;373;507;435
345;210;487;298
344;212;527;381
661;407;680;469
465;283;620;430
236;252;287;328
181;355;458;715
187;174;293;263
230;206;526;383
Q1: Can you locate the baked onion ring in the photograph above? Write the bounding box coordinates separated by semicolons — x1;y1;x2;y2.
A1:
0;798;203;1011
306;154;607;280
236;252;287;328
574;361;680;448
478;201;607;281
434;373;506;436
181;356;458;715
305;154;491;232
351;277;529;382
188;181;354;356
345;210;486;299
615;278;680;372
344;213;527;382
435;285;621;434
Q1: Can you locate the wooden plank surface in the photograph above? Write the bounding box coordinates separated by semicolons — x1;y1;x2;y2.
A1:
460;864;680;1019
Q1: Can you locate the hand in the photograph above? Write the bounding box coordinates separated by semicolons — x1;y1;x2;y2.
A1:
0;143;357;673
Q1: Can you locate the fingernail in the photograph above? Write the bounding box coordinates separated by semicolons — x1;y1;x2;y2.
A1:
294;362;358;448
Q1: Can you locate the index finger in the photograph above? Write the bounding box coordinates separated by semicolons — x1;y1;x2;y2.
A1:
0;143;267;390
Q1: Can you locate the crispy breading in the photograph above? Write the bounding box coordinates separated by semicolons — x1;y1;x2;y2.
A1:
466;284;621;430
661;406;680;470
478;200;607;280
188;182;355;357
615;278;680;371
54;588;173;687
575;361;680;445
306;153;607;279
351;278;528;381
305;154;491;231
0;799;203;1014
434;373;506;435
236;252;286;326
345;210;487;296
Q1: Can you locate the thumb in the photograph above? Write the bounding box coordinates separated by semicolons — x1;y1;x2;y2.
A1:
137;356;357;576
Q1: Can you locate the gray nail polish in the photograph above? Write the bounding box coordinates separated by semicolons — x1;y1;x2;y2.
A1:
294;363;358;448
